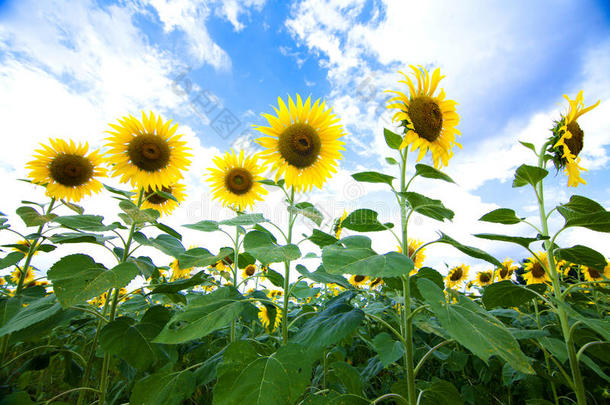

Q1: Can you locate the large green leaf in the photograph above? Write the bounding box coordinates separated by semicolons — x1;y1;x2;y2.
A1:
554;245;607;269
178;247;233;269
384;128;402;149
291;292;364;351
214;341;313;405
153;287;250;344
130;370;196;405
243;230;301;264
557;195;605;221
415;164;456;184
0;295;62;337
482;281;546;309
220;213;267;226
47;254;139;307
327;361;364;396
351;171;395;186
474;233;545;249
119;200;160;224
49;232;115;245
135;233;185;258
417;278;534;374
563;211;610;233
372;332;405;367
183;220;220;232
341;209;393;232
288;202;323;226
150;271;209;294
296;264;352;290
402;192;454;222
307;229;338;248
409;267;445;300
322;236;413;277
512;164;548;188
16;206;57;227
479;208;523;225
0;251;24;269
418;379;464;405
436;233;501;267
52;215;120;231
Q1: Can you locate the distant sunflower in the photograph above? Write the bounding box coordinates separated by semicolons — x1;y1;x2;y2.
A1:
398;238;426;275
386;66;461;168
580;262;610;282
169;258;193;282
10;267;35;284
26;138;106;202
242;264;257;279
446;264;469;289
139;182;186;216
369;277;383;289
334;210;348;238
268;289;283;300
475;271;493;287
495;259;517;281
255;94;346;192
549;91;600;187
105;111;192;189
258;304;281;332
208;150;268;211
523;252;552;285
349;274;370;288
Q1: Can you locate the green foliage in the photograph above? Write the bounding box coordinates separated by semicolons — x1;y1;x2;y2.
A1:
243;230;301;264
340;209;393;232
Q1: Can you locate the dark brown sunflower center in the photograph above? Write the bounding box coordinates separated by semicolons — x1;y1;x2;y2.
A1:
450;267;463;281
49;153;94;187
245;265;256;276
587;267;601;279
479;273;491;283
531;262;546;278
354;275;365;283
565;121;584;157
370;278;381;287
127;134;171;172
145;186;172;205
499;266;509;278
278;123;321;168
408;96;443;142
225;168;253;195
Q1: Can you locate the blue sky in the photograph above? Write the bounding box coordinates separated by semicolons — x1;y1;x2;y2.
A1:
1;0;609;273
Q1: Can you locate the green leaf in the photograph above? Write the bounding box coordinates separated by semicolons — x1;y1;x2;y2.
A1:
137;234;185;258
243;230;301;264
153;287;250;344
418;379;464;405
16;206;57;227
322;236;413;277
178;247;232;269
130;370;196;405
474;233;546;249
482;281;546;309
0;391;36;405
327;361;363;396
386;157;398;165
557;195;605;218
512;164;548;188
263;268;285;287
119;200;160;224
417;278;534;374
100;306;171;369
402;192;454;222
351;171;395;186
47;254;139;307
296;264;352;290
289;202;323;226
307;229;338;247
292;292;364;351
183;220;220;232
103;184;135;198
479;208;523;225
384;128;402;150
554;245;607;269
0;251;24;269
49;232;115;245
372;332;405;367
415;164;456;183
563;211;610;233
410;267;445;300
220;213;267;226
214;341;313;405
154;223;182;240
436;233;501;267
53;215;120;231
0;295;62;337
150;271;209;294
519;141;537;154
341;209;393;232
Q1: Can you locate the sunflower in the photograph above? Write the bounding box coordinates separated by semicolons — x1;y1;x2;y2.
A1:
523;252;553;285
334;210;348;238
549;91;600;187
26;138;106;202
398;238;426;275
255;94;346;192
386;66;461;168
446;264;469;289
268;289;283;300
495;259;517;281
105;111;192;189
11;240;38;255
139;182;186;216
580;261;610;282
475;271;493;287
258;304;281;332
369;277;383;289
208;150;268;211
10;267;35;284
349;274;370;288
169;258;193;282
242;264;257;279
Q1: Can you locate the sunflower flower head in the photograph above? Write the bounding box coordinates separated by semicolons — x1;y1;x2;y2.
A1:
242;264;257;279
397;238;426;275
255;94;346;192
495;259;517;281
258;304;281;332
475;270;493;287
10;266;36;284
580;261;610;283
105;111;192;189
349;274;370;288
334;210;348;238
139;182;186;216
169;258;193;282
369;277;383;289
386;66;461;168
446;264;469;289
523;252;553;285
26;138;106;202
549;91;600;187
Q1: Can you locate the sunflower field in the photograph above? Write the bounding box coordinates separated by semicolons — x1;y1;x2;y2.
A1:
0;66;609;405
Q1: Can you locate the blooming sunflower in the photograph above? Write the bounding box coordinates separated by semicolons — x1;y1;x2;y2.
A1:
258;304;281;332
334;210;348;238
11;240;38;255
523;252;553;285
349;274;370;288
268;289;283;300
475;271;493;287
580;262;610;282
398;238;426;275
169;258;193;282
446;264;469;289
242;264;257;279
139;182;186;216
386;66;461;168
549;91;600;187
495;259;517;281
105;111;192;189
10;267;35;284
369;277;383;289
208;150;268;211
255;94;346;192
26;138;106;202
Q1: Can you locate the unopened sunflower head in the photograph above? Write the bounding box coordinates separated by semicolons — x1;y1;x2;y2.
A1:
255;94;346;192
548;91;600;187
386;66;461;168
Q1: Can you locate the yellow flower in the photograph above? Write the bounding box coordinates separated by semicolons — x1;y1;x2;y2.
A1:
580;261;610;282
550;91;600;187
268;289;283;300
475;271;493;287
139;182;187;216
334;210;348;238
446;265;469;289
386;66;461;168
348;274;370;288
26;138;106;202
369;277;383;289
10;267;35;284
242;264;257;279
11;240;38;256
523;252;553;285
207;150;267;211
255;94;346;192
169;258;192;282
105;111;192;189
495;259;517;281
258;304;281;332
398;238;426;275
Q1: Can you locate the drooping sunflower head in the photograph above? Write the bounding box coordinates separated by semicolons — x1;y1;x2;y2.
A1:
26;138;106;202
105;112;192;189
446;264;469;289
258;304;281;332
139;182;187;216
580;261;610;282
523;252;552;285
475;271;493;287
208;150;268;211
242;264;257;279
255;94;346;192
549;91;600;187
386;66;461;168
495;259;517;281
349;274;370;288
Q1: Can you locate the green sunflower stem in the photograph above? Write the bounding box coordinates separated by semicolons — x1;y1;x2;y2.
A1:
230;227;240;342
536;142;587;405
281;187;296;345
